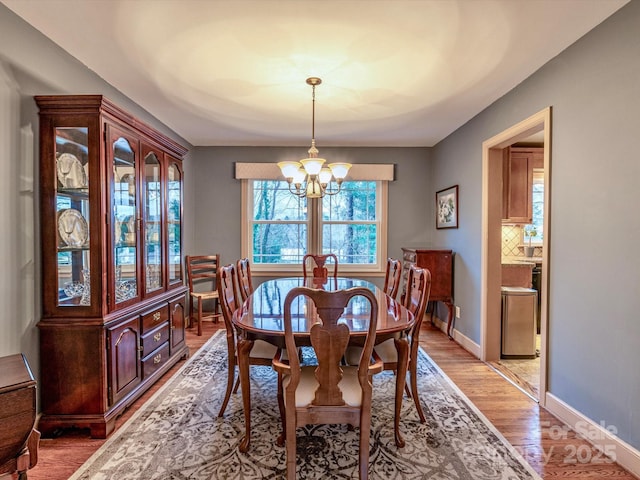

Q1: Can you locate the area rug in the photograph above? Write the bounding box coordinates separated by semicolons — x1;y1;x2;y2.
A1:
70;331;541;479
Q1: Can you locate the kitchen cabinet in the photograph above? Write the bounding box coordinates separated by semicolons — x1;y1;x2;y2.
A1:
401;248;454;337
502;147;543;224
36;95;189;438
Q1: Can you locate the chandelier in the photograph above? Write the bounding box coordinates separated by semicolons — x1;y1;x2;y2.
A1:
277;77;351;198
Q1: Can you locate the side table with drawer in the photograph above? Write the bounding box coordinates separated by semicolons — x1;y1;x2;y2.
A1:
401;248;455;338
0;354;39;479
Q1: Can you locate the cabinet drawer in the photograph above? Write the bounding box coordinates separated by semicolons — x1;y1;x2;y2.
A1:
141;305;169;333
141;323;170;356
141;342;170;379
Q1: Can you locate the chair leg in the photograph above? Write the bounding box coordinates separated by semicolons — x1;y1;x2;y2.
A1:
285;413;296;480
197;299;203;336
232;375;241;394
359;410;371;480
276;373;286;447
218;357;236;417
188;296;194;329
410;358;426;423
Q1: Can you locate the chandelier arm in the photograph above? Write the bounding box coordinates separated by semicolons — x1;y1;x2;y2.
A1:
322;183;343;196
286;181;304;198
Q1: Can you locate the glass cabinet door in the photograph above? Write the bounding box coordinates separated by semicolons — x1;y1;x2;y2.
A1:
111;131;140;306
144;151;163;295
167;160;182;286
55;127;91;307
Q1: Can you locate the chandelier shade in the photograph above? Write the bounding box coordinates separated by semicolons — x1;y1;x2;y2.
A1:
277;77;351;198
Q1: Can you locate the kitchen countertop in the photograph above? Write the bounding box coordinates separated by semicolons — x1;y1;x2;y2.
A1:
502;256;543;265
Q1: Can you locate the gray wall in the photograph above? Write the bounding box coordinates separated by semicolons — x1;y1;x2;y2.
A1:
187;146;431;277
431;1;640;448
0;4;192;391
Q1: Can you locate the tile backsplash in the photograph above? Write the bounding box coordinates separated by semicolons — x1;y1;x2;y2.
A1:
502;225;542;257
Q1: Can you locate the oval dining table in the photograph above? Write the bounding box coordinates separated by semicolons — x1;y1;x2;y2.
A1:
232;276;415;453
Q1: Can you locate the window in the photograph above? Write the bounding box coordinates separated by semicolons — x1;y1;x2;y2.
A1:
523;169;544;245
243;178;387;273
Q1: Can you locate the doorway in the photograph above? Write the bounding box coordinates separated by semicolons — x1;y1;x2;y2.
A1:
480;107;551;406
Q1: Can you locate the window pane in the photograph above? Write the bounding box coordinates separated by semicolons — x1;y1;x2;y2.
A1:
530;171;544;243
253;223;307;264
323;224;377;264
322;181;376;221
253;180;306;221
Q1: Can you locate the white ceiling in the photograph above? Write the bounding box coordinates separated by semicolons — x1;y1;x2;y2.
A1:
3;0;628;147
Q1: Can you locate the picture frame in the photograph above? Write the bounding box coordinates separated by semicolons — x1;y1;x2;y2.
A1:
436;185;458;229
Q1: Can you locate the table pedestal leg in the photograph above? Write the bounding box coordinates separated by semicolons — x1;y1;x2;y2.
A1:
237;338;254;453
394;337;409;448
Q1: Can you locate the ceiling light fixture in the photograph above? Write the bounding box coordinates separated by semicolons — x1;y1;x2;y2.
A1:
278;77;351;198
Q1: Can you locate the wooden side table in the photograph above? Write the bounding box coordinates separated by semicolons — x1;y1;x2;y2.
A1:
402;248;455;338
0;354;39;479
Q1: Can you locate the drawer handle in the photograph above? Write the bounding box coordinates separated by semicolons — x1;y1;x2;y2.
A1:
153;332;162;342
153;353;162;364
153;312;161;322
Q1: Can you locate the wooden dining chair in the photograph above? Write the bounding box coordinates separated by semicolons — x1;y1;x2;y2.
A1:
302;253;338;279
272;286;383;480
378;264;431;422
236;257;254;302
185;255;222;336
216;263;278;417
345;264;431;423
383;257;402;299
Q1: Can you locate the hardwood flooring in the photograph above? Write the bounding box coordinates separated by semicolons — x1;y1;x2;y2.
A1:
21;321;637;480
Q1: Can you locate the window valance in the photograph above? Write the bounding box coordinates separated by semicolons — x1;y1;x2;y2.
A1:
234;162;394;181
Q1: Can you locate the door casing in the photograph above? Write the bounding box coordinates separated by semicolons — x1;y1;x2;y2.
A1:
480;107;551;406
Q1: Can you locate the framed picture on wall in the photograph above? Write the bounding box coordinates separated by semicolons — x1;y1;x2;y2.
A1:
436;185;458;229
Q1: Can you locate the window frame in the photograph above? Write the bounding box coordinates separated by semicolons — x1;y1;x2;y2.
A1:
241;179;388;275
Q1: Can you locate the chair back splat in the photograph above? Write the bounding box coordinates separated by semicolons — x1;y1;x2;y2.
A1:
302;253;338;279
236;257;254;302
273;286;382;480
185;254;221;336
382;257;402;299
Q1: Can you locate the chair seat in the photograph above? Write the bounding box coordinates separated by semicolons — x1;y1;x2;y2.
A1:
373;338;398;363
345;338;400;366
249;339;278;359
282;365;363;407
191;291;218;300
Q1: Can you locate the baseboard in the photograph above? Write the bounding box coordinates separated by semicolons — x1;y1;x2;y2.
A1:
431;315;481;359
545;392;640;477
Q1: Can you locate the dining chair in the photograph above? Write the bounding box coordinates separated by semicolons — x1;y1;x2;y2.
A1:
236;257;254;302
382;257;402;299
217;263;278;417
345;264;431;423
185;255;222;336
302;253;338;279
272;286;383;480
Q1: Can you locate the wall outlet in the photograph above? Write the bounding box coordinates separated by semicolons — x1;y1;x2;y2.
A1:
455;306;461;318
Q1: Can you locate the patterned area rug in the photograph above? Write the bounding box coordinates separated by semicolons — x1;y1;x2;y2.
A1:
70;331;541;479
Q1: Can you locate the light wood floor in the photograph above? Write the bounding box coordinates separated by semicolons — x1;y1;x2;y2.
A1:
22;321;637;480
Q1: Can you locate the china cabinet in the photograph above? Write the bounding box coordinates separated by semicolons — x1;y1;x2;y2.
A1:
36;95;188;438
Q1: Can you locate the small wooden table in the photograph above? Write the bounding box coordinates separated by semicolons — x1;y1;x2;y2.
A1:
232;277;415;452
0;354;39;479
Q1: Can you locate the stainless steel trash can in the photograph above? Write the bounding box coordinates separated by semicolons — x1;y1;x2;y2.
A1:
501;286;537;358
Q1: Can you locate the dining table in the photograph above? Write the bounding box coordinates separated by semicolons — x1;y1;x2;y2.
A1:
232;276;415;453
